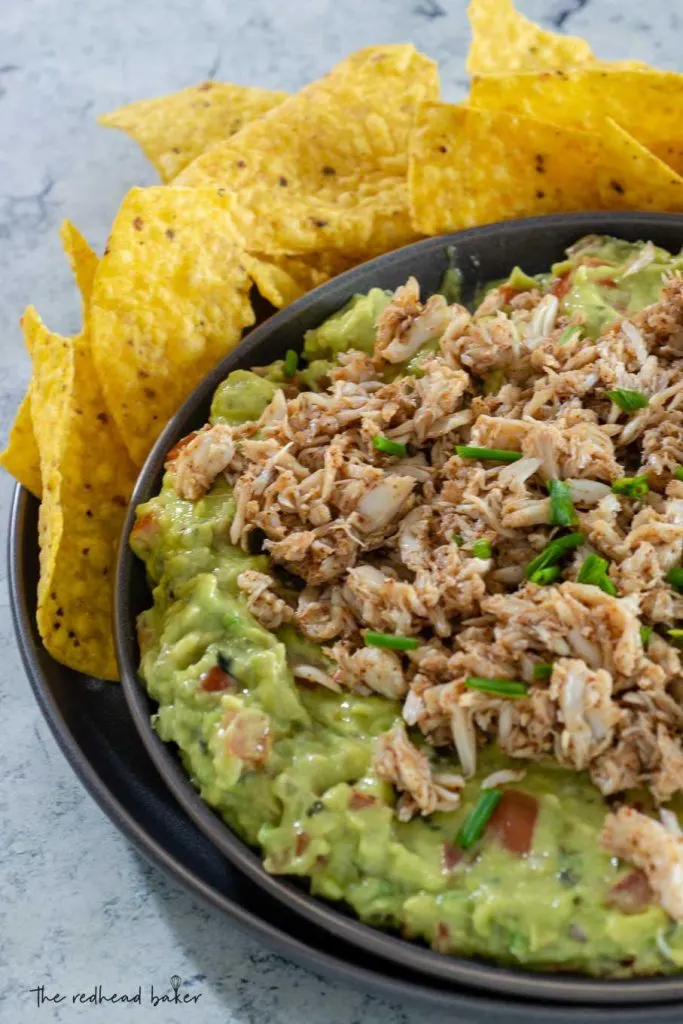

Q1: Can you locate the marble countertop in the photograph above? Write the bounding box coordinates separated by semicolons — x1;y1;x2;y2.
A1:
1;1;680;1021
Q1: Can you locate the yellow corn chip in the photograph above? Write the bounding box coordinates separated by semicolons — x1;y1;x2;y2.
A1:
470;67;683;175
596;118;683;211
467;0;594;73
0;223;100;499
99;81;288;183
60;220;99;310
0;389;42;497
409;103;601;234
27;307;137;680
174;46;437;260
90;186;255;467
178;46;438;195
242;251;357;308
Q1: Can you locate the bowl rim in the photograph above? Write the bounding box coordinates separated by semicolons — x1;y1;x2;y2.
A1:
115;211;683;1005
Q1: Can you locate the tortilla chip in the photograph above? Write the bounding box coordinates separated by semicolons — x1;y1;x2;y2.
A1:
99;82;288;183
409;103;601;234
0;390;42;497
596;118;683;211
60;220;99;310
27;307;137;680
174;46;437;260
0;223;100;499
90;186;255;466
467;0;594;73
470;67;683;175
243;251;357;308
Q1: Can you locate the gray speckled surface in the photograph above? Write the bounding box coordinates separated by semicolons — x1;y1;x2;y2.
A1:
0;2;678;1021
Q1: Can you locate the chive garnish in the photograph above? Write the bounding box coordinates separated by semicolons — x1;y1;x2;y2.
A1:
666;567;683;593
472;539;493;559
456;790;502;851
364;631;419;651
577;553;616;595
464;677;528;698
640;625;653;648
525;532;584;579
283;349;299;377
668;629;683;647
530;566;562;585
533;663;553;681
452;533;464;546
558;324;582;345
547;479;577;527
675;467;683;482
612;475;649;499
373;435;407;458
455;445;523;464
605;388;649;412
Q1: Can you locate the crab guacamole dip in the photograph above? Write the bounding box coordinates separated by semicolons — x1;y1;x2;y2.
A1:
131;235;683;977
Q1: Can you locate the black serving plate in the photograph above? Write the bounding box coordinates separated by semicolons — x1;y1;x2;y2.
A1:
11;213;683;1021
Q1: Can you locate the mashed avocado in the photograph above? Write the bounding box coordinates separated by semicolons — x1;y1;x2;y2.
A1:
132;237;683;976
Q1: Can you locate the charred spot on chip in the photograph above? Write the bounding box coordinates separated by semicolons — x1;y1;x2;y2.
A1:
133;216;144;231
85;509;93;518
311;217;329;228
172;146;181;154
143;386;156;400
535;153;546;173
437;144;448;154
137;369;149;379
236;159;247;168
610;179;625;195
112;494;127;507
96;411;109;424
278;176;288;187
198;81;213;92
536;189;545;199
321;165;336;176
103;245;110;256
165;228;175;240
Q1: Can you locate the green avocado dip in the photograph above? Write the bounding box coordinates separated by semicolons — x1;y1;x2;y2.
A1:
132;235;683;976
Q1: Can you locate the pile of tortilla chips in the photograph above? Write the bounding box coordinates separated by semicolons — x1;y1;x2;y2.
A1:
3;1;683;680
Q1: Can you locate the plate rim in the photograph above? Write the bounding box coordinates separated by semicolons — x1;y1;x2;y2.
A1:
115;213;683;1006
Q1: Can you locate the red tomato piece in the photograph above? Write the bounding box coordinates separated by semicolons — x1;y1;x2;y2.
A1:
487;789;539;855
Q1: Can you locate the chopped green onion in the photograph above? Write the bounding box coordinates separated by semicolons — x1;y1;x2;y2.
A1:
365;631;419;651
533;663;553;681
283;349;299;377
465;677;528;698
373;435;407;458
525;532;584;579
530;566;562;585
472;539;493;559
612;475;649;499
667;629;683;647
675;467;683;482
483;369;505;395
666;567;683;593
456;790;502;851
604;388;649;412
547;479;578;527
455;445;522;464
558;324;582;345
577;553;617;595
640;625;653;648
452;533;464;546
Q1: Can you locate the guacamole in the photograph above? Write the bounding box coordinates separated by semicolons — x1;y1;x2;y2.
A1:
132;236;683;976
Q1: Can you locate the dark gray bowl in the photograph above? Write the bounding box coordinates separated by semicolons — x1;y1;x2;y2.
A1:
115;212;683;1007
